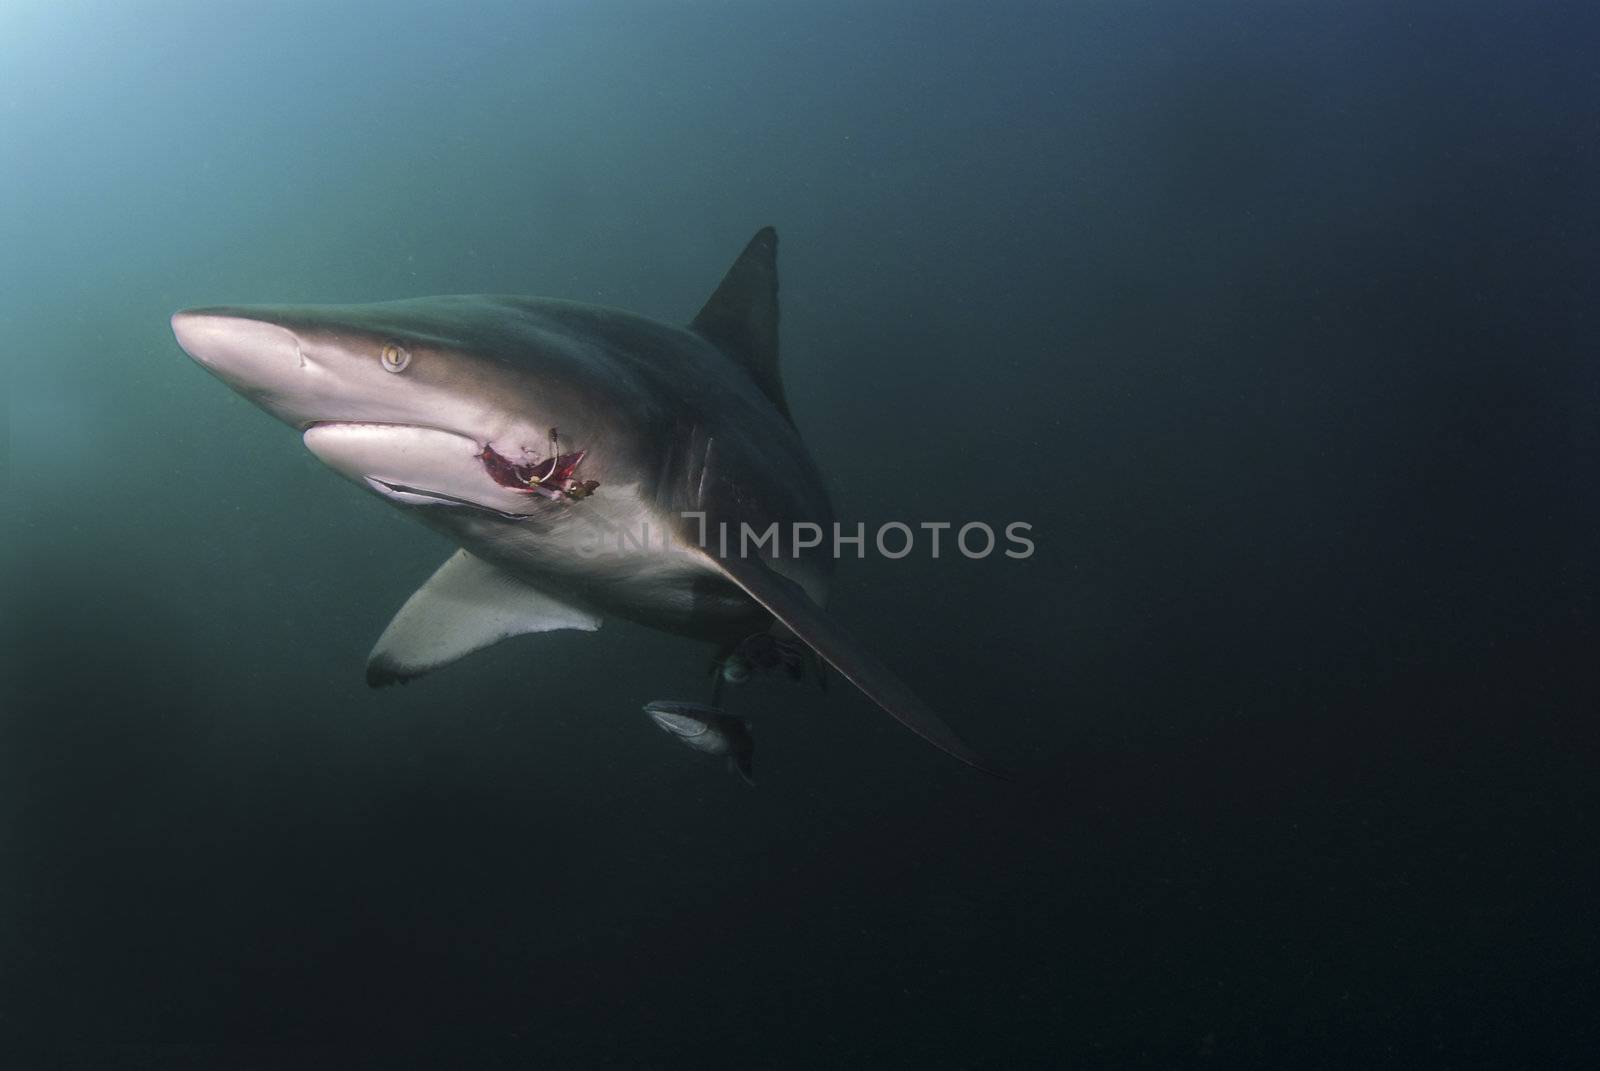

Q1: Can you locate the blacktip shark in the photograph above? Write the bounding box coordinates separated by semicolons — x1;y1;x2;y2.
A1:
171;228;998;775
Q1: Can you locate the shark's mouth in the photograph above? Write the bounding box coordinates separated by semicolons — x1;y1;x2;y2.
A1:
302;421;599;519
366;478;533;521
479;440;600;501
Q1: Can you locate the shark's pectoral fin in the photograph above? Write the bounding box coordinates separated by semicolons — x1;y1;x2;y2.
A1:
367;550;600;687
710;555;1006;778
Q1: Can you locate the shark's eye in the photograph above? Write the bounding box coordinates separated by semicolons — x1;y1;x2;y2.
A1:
380;342;411;373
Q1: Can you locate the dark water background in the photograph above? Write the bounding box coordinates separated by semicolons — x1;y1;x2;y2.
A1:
4;2;1597;1066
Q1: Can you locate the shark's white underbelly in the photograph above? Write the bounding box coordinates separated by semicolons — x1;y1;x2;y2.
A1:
441;482;761;638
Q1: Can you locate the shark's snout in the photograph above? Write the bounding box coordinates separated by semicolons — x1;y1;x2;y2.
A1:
169;309;220;364
172;307;318;426
171;308;297;373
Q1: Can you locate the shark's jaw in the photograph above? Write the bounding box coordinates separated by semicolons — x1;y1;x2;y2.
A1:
361;476;532;520
302;422;589;520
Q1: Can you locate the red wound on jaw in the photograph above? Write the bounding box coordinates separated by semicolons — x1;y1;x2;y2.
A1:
479;443;598;501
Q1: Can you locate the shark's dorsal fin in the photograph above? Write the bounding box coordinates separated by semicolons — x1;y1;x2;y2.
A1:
690;227;792;424
367;550;600;686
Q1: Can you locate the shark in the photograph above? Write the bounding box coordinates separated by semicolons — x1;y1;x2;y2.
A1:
171;228;996;774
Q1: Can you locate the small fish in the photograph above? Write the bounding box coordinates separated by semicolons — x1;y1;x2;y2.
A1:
644;700;755;785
